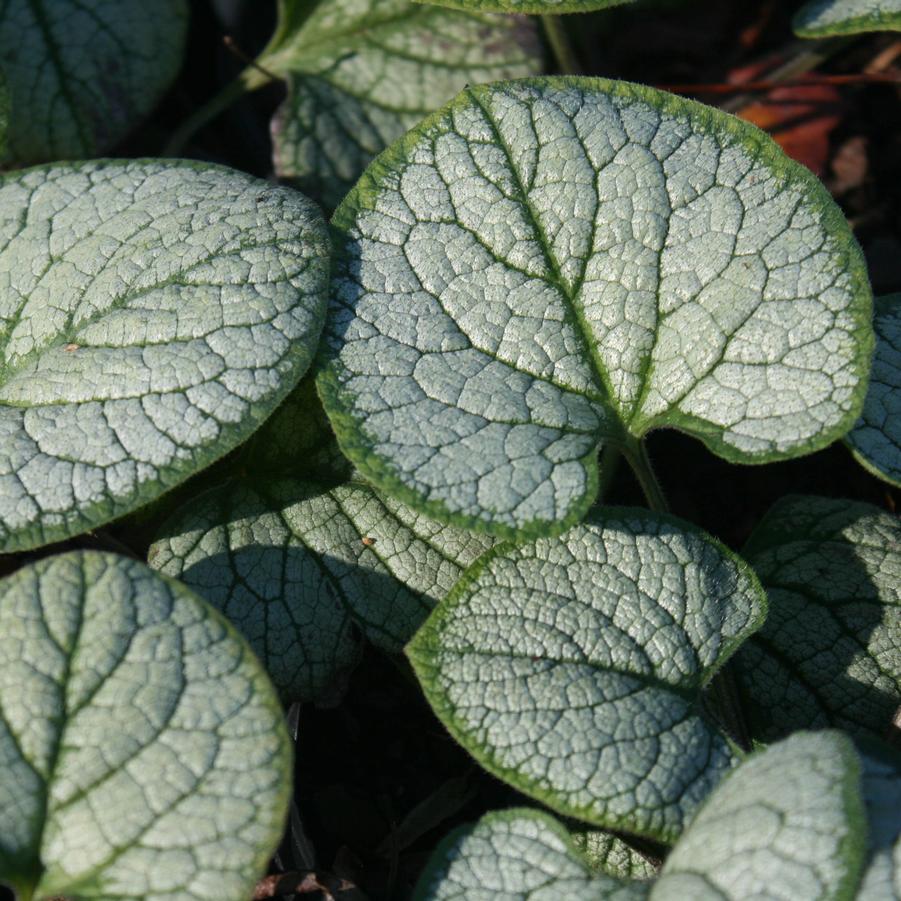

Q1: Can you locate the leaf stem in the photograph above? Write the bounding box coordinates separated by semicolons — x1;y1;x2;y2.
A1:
164;65;271;157
596;444;622;505
623;438;669;514
541;16;581;75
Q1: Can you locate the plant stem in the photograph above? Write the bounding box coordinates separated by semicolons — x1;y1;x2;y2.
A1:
596;444;622;505
164;66;270;157
541;16;581;75
623;438;669;514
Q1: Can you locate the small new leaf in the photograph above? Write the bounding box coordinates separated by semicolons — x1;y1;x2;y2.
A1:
407;508;767;842
0;551;292;901
735;495;901;741
0;160;330;553
318;77;873;538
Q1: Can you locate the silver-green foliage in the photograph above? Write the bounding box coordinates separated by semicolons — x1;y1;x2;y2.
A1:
794;0;901;37
411;0;633;12
570;830;657;880
318;77;873;538
413;809;646;900
150;477;494;704
847;295;901;487
264;0;541;210
0;160;330;553
0;0;188;162
417;732;872;900
735;495;901;741
0;551;292;901
407;508;767;842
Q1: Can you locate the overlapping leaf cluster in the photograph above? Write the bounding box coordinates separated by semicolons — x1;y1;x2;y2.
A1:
0;1;898;900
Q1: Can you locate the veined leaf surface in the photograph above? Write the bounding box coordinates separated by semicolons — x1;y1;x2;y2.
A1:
857;742;901;899
846;294;901;487
413;809;646;900
0;551;291;901
734;495;901;741
0;0;188;163
0;160;329;553
654;731;866;900
411;0;633;12
265;0;542;210
571;830;657;880
150;477;494;703
318;77;873;538
407;508;767;841
794;0;901;37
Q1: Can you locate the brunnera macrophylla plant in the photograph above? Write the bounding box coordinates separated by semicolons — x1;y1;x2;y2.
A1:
0;2;899;899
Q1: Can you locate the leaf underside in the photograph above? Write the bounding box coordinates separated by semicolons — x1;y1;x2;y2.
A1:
794;0;901;37
408;507;767;842
846;294;901;487
266;0;542;211
318;76;873;538
734;495;901;741
0;159;330;553
0;0;189;162
0;551;292;901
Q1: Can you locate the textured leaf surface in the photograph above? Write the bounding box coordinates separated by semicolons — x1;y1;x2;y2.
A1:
794;0;901;36
407;508;766;841
654;731;866;901
734;495;901;741
412;0;632;12
319;77;872;537
857;743;901;899
571;830;657;880
0;0;188;163
150;477;494;703
0;160;329;553
0;551;291;901
847;295;901;487
413;809;647;900
266;0;541;210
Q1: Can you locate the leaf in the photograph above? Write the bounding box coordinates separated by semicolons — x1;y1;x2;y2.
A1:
413;808;647;900
318;77;873;538
0;0;188;163
570;830;657;880
149;477;494;703
0;68;8;159
857;741;901;899
654;730;867;900
794;0;901;37
0;159;330;554
846;294;901;488
412;0;633;11
0;551;292;901
407;507;767;841
734;495;901;741
264;0;542;210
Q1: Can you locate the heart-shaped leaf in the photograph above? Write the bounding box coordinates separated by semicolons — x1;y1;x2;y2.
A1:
0;551;292;901
262;0;541;211
412;0;633;12
0;160;330;554
857;741;901;899
0;0;188;163
413;809;646;900
150;477;494;703
654;730;867;900
846;294;901;488
407;507;767;841
794;0;901;37
318;77;873;538
734;495;901;741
